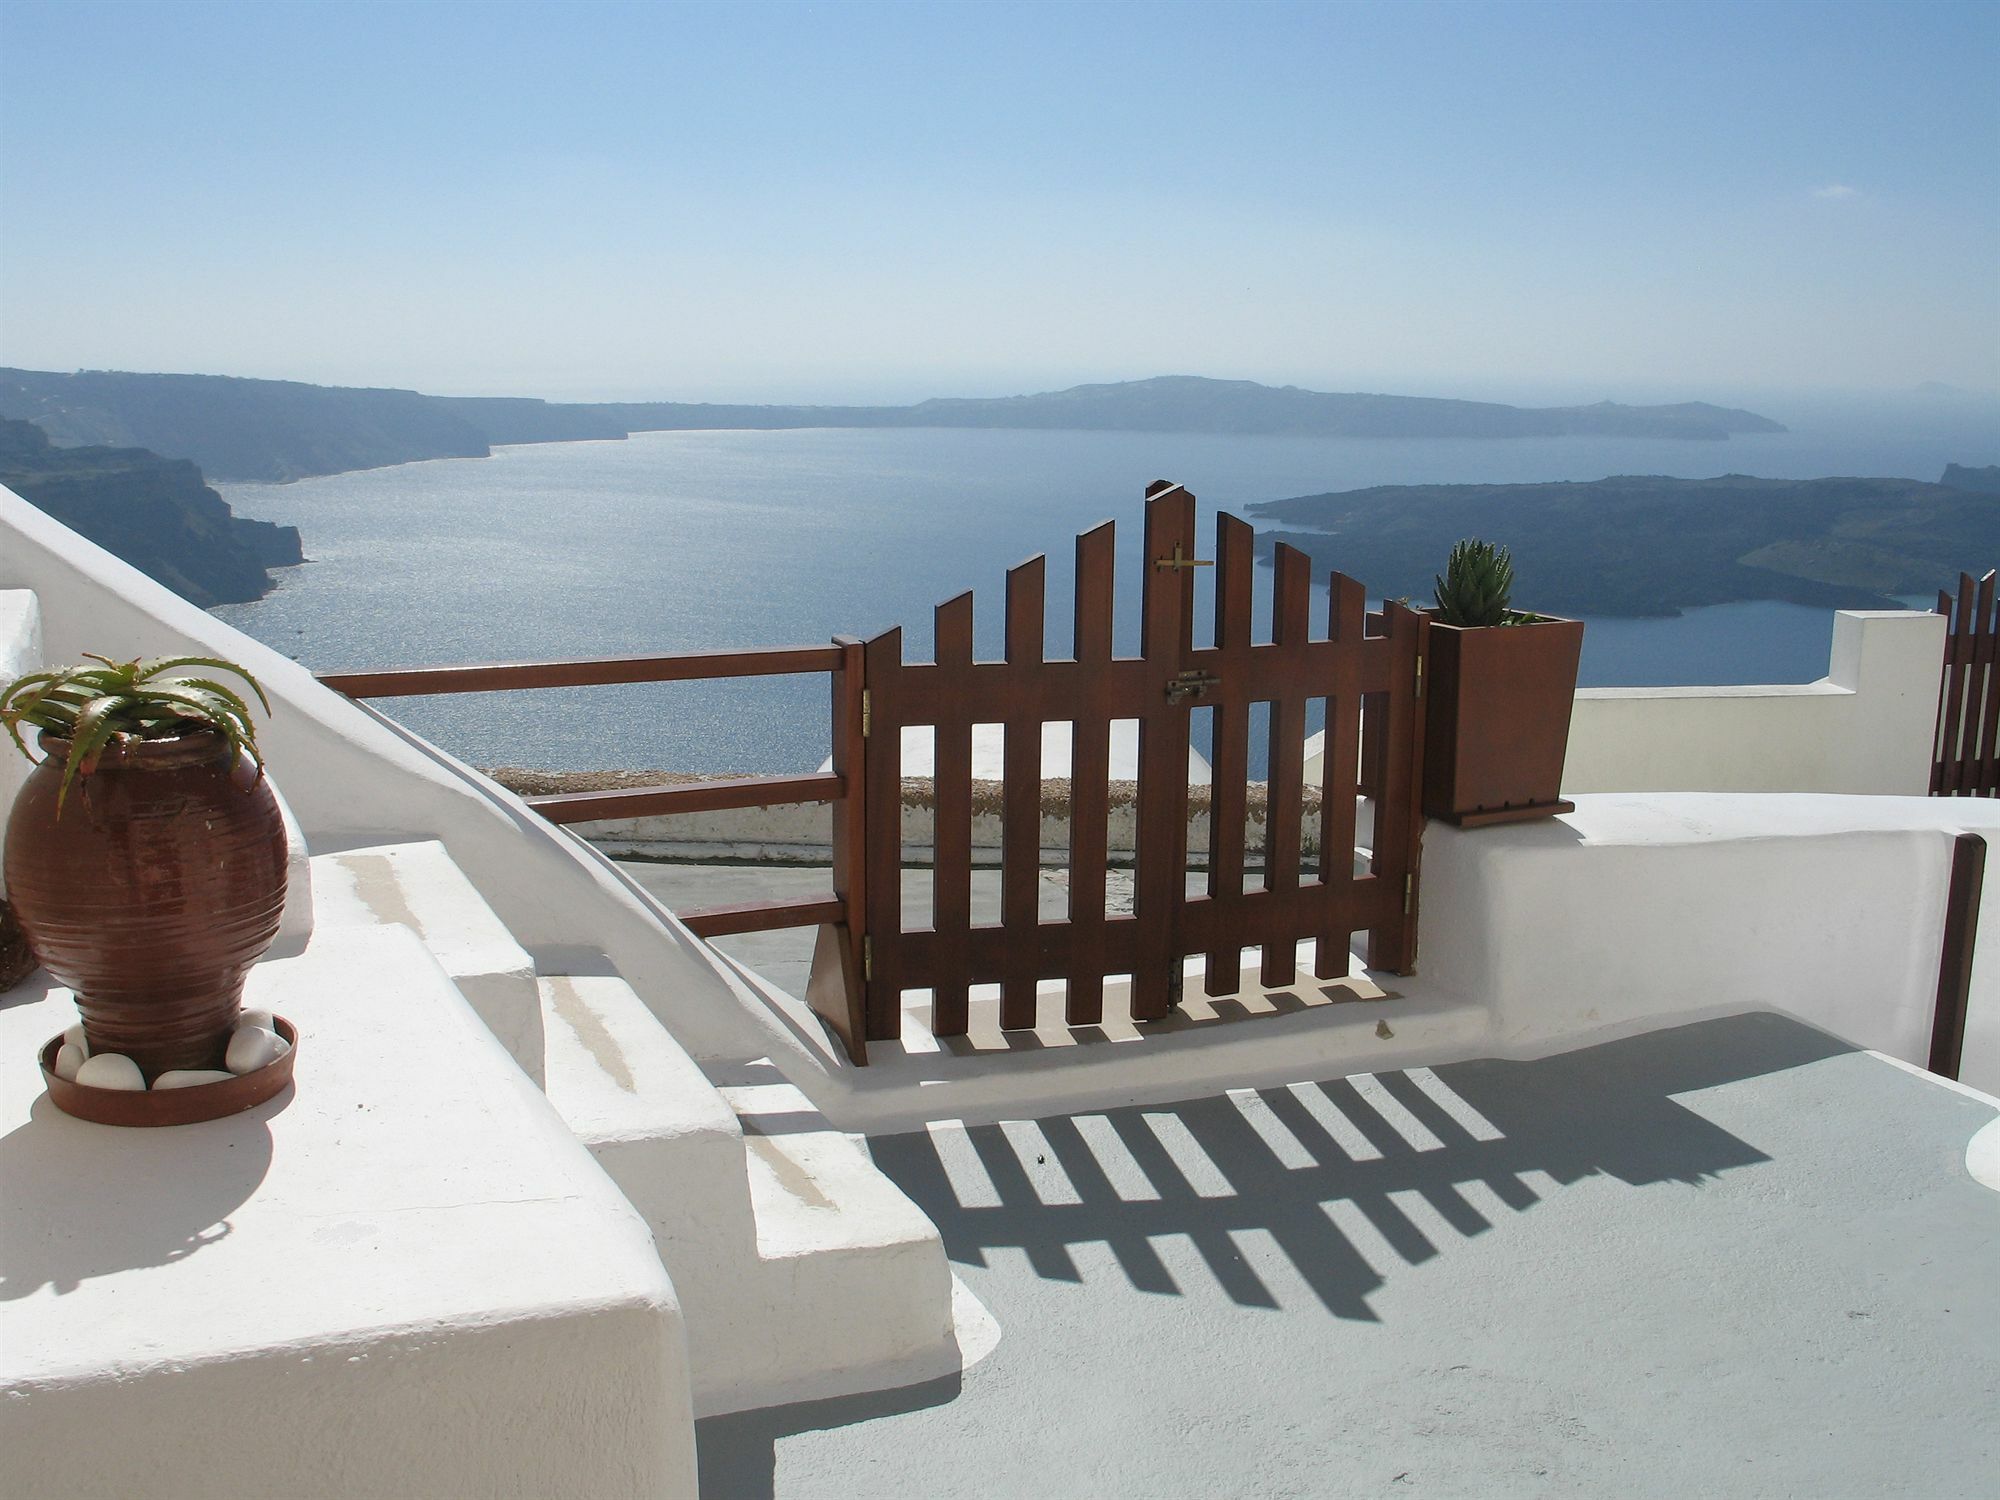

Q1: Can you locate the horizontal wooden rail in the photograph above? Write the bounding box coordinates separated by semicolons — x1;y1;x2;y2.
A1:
526;773;845;824
679;895;845;939
319;644;843;699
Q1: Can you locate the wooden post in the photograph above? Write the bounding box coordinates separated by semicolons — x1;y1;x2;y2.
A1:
809;635;871;1064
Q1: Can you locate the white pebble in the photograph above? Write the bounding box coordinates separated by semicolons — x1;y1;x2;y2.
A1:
239;1009;276;1032
75;1053;145;1091
63;1023;90;1059
152;1069;235;1090
53;1042;86;1081
226;1025;291;1075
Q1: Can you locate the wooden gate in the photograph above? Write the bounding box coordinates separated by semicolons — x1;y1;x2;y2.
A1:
854;481;1428;1048
1933;570;1999;797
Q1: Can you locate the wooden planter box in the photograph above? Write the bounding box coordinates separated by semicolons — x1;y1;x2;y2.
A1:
1422;616;1585;828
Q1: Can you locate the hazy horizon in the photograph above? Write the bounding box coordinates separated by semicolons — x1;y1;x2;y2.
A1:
2;0;1995;405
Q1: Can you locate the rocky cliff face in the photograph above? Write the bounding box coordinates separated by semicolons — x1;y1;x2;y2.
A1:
0;368;491;482
0;418;303;606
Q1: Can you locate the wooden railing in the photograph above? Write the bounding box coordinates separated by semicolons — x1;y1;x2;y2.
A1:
1933;571;1999;797
320;638;872;1045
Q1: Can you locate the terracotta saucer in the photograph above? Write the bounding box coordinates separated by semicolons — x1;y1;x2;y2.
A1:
40;1016;299;1127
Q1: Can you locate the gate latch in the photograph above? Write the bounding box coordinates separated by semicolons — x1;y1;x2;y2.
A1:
1166;669;1221;704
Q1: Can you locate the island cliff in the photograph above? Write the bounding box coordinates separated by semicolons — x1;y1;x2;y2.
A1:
0;418;302;606
1251;471;1999;617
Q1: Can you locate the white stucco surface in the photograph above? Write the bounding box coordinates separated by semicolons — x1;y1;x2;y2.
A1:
312;840;543;1082
0;485;805;1073
1560;610;1945;795
0;589;42;893
701;1015;2000;1499
0;925;696;1499
1418;792;2000;1095
540;973;960;1415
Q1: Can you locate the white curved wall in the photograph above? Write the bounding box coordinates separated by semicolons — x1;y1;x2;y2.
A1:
0;486;806;1070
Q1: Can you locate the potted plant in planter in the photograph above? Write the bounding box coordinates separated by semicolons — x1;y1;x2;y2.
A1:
1421;539;1585;827
2;654;294;1120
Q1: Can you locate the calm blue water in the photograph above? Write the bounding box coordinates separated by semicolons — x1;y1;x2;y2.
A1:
213;396;1996;774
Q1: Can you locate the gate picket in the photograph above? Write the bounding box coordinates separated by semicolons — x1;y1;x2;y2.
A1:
1066;521;1118;1025
1259;543;1314;988
1001;556;1048;1029
1133;483;1199;1021
1315;573;1367;979
1203;513;1255;996
930;592;975;1037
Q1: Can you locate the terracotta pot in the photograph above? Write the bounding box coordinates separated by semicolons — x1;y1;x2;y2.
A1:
1422;616;1585;827
4;729;288;1078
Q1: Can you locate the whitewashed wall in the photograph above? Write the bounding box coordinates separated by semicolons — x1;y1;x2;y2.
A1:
1560;610;1945;796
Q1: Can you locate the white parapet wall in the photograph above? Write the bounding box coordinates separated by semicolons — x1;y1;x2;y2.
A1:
1415;792;2000;1097
1560;610;1946;796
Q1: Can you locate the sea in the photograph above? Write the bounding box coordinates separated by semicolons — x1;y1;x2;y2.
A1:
212;392;1997;776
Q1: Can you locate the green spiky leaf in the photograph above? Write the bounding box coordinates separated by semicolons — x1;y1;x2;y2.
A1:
0;650;274;804
1433;538;1521;628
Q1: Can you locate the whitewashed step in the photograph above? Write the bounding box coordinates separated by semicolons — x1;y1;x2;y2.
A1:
538;972;760;1344
311;840;542;1083
717;1075;957;1414
538;973;956;1415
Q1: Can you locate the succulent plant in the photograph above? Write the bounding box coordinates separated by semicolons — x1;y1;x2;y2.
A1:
1433;538;1522;628
0;654;271;811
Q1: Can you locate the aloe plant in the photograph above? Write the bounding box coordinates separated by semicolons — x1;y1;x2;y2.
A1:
0;654;271;811
1433;538;1529;628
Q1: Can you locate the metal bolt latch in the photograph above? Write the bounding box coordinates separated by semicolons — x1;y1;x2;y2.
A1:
1166;669;1221;703
1153;543;1212;572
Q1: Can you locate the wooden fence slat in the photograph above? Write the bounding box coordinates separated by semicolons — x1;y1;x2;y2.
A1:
1941;574;1977;795
680;894;845;938
320;643;843;697
931;593;975;1037
1973;573;1999;795
1259;543;1312;989
1203;513;1255;997
1132;483;1197;1021
1930;833;1986;1079
812;635;869;1063
526;773;841;824
1066;520;1117;1025
1932;587;1955;794
1001;555;1047;1029
1316;573;1367;979
1365;600;1428;973
862;628;905;1041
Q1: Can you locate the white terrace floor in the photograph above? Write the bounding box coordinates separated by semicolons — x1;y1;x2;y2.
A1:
696;1012;2000;1499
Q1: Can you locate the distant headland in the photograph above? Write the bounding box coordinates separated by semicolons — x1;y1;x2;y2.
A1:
1252;471;1999;617
0;368;1786;484
0;417;301;605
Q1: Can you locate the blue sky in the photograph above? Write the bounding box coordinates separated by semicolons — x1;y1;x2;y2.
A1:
1;0;1994;403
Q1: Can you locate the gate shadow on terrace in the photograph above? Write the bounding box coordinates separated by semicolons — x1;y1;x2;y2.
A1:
866;1012;1853;1322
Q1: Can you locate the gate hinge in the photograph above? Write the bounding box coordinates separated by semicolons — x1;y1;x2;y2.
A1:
861;689;872;738
863;935;873;980
1403;873;1414;915
1414;653;1424;698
